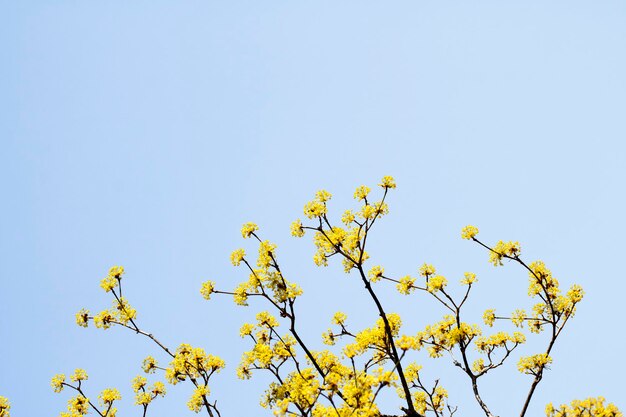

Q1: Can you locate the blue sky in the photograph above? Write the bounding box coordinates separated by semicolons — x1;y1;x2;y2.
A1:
1;1;625;416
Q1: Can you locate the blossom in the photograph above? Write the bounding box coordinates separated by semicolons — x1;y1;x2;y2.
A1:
461;225;479;240
51;374;66;393
379;175;396;189
200;280;215;300
70;369;88;382
75;309;89;328
368;265;384;283
230;248;245;266
397;275;416;295
290;219;305;237
353;185;371;201
460;272;477;285
99;388;121;407
419;263;436;277
483;309;496;327
427;275;447;293
142;356;158;374
241;222;259;238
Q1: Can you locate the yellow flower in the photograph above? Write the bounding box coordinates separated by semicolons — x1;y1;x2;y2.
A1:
230;248;245;266
135;392;152;406
100;276;117;292
461;225;479;240
239;323;254;337
331;312;347;326
483;309;496;327
419;263;436;277
518;353;552;375
200;280;215;300
68;395;89;415
70;369;88;382
187;385;210;412
341;210;355;225
397;275;416;295
489;240;521;266
51;374;65;393
353;185;371;201
75;309;89;328
460;272;477;285
0;396;10;417
427;275;447;293
241;222;259;239
132;376;147;393
142;356;158;374
303;200;327;219
368;265;384;282
315;190;332;202
379;175;396;189
99;388;121;406
290;219;305;237
511;309;526;327
151;382;166;397
93;310;114;329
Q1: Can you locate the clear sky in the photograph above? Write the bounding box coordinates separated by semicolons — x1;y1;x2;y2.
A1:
1;1;625;416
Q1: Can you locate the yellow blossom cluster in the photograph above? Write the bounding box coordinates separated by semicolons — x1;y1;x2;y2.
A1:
343;313;402;359
489;240;521;266
237;311;297;380
92;297;137;329
368;265;384;283
99;266;124;293
0;396;10;417
187;385;210;413
475;331;526;353
417;315;481;358
225;234;303;306
165;343;225;386
517;353;552;375
546;397;622;417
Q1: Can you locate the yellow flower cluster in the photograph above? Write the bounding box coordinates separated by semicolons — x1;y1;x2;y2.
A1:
142;356;158;374
133;380;165;406
343;314;402;359
290;219;305;237
199;280;215;300
461;225;479;240
98;388;121;407
489;240;521;266
237;313;297;380
368;265;384;283
379;175;397;189
230;248;245;266
483;309;496;326
70;369;88;382
91;297;137;330
99;266;124;293
517;353;552;375
187;385;210;413
51;374;66;393
396;275;416;295
460;272;477;285
0;396;10;417
426;275;447;293
353;185;371;201
65;395;90;416
417;315;481;357
165;344;225;386
419;263;436;277
475;331;526;353
546;397;622;417
75;309;89;328
312;225;366;271
241;222;259;238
